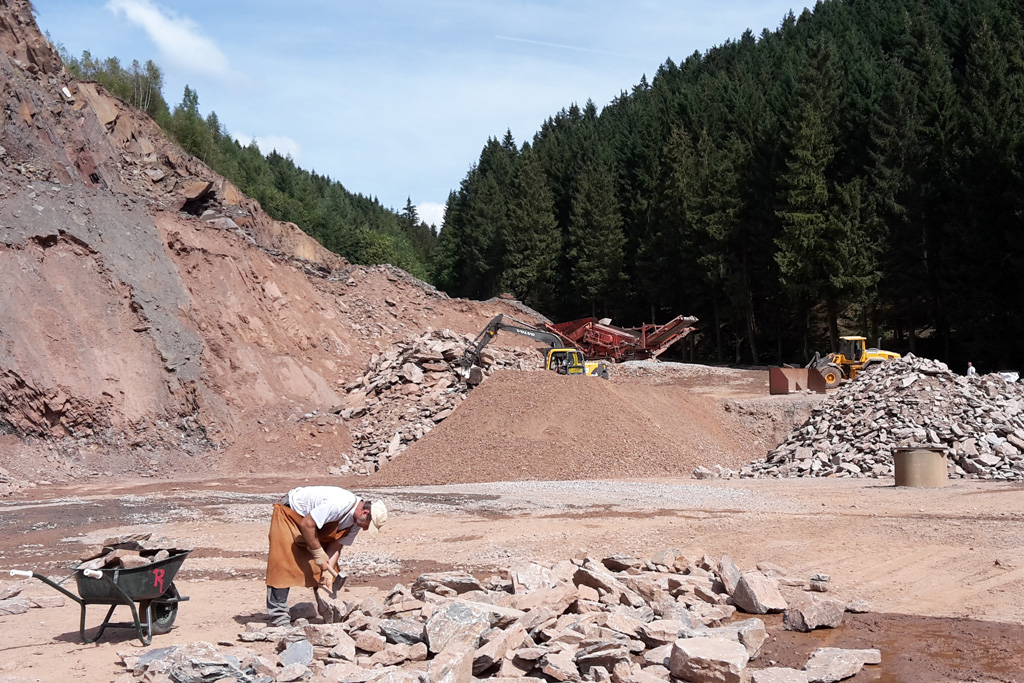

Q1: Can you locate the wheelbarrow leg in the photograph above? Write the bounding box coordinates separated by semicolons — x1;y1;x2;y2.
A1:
78;574;153;646
129;599;153;646
80;604;117;644
79;602;152;646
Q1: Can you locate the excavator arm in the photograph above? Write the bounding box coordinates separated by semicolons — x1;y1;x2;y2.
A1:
461;314;565;369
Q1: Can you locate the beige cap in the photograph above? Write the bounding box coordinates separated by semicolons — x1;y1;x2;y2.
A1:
367;500;388;535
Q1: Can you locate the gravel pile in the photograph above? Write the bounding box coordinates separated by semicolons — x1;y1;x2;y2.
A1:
742;355;1024;480
617;360;743;377
369;369;760;487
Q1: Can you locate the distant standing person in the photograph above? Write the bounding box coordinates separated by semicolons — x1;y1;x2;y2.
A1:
265;486;387;626
967;362;977;377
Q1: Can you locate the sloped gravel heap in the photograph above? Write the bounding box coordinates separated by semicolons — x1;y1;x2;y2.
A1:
743;355;1024;480
369;368;759;487
121;552;876;683
339;329;540;474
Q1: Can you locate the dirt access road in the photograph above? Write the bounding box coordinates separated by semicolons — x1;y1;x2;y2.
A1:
1;474;1022;682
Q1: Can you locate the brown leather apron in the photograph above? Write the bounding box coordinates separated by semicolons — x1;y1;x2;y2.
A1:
265;503;353;588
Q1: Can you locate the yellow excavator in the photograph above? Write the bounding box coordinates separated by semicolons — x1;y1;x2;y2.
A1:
461;314;611;379
808;336;900;388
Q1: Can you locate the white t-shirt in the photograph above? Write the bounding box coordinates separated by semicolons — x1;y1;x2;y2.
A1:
287;486;361;546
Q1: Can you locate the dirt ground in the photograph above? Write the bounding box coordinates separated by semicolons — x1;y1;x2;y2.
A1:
1;471;1023;683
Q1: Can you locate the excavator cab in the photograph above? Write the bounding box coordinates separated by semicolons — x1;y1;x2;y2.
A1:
546;349;585;375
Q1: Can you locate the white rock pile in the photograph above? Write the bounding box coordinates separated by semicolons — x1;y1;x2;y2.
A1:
743;355;1024;480
120;551;877;683
337;329;540;474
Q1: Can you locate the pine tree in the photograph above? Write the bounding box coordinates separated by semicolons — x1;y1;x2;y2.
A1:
567;163;627;316
899;7;959;356
946;11;1024;359
691;128;750;361
869;50;923;351
649;126;699;328
431;190;465;293
500;151;561;310
651;126;708;352
774;35;843;349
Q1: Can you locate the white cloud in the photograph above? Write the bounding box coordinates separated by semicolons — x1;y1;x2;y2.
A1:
105;0;232;80
417;202;446;229
232;132;303;161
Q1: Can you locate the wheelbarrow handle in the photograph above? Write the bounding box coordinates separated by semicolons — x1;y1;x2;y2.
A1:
10;569;85;605
83;569;102;579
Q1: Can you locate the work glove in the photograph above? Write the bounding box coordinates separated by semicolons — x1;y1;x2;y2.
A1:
310;546;332;575
309;544;333;589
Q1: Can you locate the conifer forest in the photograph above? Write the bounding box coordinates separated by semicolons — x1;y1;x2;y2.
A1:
434;0;1024;370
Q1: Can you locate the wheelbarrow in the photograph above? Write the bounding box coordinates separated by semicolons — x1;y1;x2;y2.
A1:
9;549;192;646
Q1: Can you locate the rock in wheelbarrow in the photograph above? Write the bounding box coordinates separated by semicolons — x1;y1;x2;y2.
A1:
79;548;146;570
78;554;113;571
117;554;153;569
102;533;152;547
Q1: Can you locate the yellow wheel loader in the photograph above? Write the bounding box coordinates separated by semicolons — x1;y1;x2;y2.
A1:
808;336;900;389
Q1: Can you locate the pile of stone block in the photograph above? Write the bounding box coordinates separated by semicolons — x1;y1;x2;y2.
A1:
744;355;1024;480
76;533;183;571
121;551;878;683
338;329;540;474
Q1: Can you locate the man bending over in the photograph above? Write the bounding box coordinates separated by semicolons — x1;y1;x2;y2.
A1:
265;485;387;626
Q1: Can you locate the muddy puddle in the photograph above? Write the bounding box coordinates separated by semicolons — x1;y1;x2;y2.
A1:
758;612;1024;682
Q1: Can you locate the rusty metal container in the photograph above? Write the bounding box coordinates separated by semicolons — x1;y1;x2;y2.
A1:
893;448;947;487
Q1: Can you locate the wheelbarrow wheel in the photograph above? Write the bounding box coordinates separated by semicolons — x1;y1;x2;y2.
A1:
141;584;180;635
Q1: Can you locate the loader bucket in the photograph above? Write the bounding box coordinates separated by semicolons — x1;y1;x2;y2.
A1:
769;367;827;394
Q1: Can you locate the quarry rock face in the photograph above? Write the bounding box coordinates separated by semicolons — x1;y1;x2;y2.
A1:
0;1;801;500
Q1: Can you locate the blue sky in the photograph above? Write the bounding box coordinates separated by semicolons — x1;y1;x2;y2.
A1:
31;1;812;228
